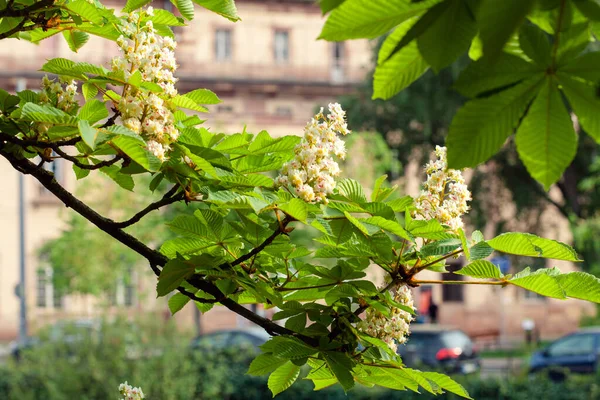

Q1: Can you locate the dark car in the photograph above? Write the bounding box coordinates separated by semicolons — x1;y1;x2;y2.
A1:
397;325;480;374
530;327;600;377
190;327;271;350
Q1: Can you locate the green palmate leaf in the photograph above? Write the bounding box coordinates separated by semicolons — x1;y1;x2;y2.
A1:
78;120;100;149
361;216;411;241
168;292;191;315
27;28;61;43
175;0;195;20
476;0;535;58
421;372;472;399
75;23;121;41
62;30;90;52
558;74;600;143
323;352;355;391
78;99;108;124
336;178;367;203
386;195;413;212
64;0;106;24
420;238;462;257
458;228;470;260
319;0;346;14
574;0;600;21
248;131;301;155
344;212;370;236
561;51;600;81
417;0;477;72
509;267;566;299
157;258;195;296
111;136;162;172
408;219;454;240
519;23;552;67
279;198;308;222
455;260;503;279
306;360;338;390
380;0;450;64
556;23;591;64
470;241;494;260
170;95;208;112
356;365;418;391
268;361;301;397
487;232;581;261
453;53;542;97
447;76;544;169
147;9;185;26
248;354;288;376
373;19;429;100
184;88;222;105
124;0;152;12
100;164;134;190
319;0;436;41
515;77;577;189
82;83;99;101
21;103;78;125
193;0;240;22
555;272;600;302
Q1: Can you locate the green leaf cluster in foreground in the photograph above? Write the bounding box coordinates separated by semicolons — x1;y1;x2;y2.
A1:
319;0;600;189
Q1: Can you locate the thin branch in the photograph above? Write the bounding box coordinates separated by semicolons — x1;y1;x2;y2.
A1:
0;0;54;17
0;148;168;266
0;18;29;40
219;217;291;271
412;279;506;286
114;185;183;228
413;249;464;273
53;146;122;170
0;131;81;149
276;282;339;292
0;147;319;346
99;108;121;129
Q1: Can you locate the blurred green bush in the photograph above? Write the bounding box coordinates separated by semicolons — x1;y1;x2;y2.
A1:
1;318;600;400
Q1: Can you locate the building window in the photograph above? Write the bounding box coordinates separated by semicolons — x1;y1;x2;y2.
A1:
442;261;464;302
215;29;232;61
333;42;344;67
275;105;292;118
274;30;289;63
37;267;63;308
112;268;136;307
217;104;234;113
331;42;345;82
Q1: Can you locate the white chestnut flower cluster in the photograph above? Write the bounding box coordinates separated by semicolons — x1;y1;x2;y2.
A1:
34;76;78;135
118;381;145;400
275;103;350;203
412;146;471;231
357;284;414;352
112;8;179;162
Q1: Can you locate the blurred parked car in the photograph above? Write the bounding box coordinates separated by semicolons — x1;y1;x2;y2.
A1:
190;327;271;351
397;325;480;374
530;327;600;377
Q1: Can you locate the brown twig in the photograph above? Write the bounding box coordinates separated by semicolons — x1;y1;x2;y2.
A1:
114;185;183;228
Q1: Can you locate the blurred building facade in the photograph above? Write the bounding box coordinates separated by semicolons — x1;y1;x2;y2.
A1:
0;0;372;340
0;0;592;344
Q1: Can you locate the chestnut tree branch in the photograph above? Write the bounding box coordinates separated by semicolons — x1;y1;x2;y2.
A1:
0;146;317;345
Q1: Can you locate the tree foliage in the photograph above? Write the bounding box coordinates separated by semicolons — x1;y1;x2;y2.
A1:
0;1;599;398
320;0;600;189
